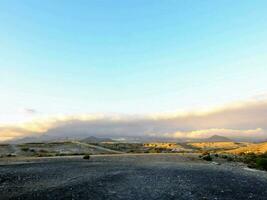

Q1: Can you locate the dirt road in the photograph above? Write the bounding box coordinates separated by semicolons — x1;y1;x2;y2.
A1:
0;154;267;200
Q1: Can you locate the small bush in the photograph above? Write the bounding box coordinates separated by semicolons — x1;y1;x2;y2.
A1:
243;153;257;164
214;154;219;157
30;149;36;153
256;158;267;170
227;157;234;162
262;152;267;158
237;152;267;171
37;153;54;157
238;152;246;156
202;154;212;161
83;154;91;160
6;154;16;157
202;151;210;156
148;148;160;153
39;149;48;153
21;147;30;152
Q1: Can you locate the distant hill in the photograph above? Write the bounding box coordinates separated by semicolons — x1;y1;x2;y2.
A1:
188;141;247;151
204;135;232;142
9;134;114;144
8;136;49;144
81;136;114;143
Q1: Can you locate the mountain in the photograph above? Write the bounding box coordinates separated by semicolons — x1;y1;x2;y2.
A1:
7;135;50;144
204;135;232;142
81;136;114;143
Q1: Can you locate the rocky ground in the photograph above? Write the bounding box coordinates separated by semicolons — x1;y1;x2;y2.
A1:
0;154;267;200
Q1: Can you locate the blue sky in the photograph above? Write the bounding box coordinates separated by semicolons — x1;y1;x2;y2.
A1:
1;0;267;123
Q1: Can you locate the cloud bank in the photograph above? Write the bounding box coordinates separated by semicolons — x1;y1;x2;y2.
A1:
1;99;267;142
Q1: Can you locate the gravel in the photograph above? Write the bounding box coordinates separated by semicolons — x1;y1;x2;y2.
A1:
0;154;267;200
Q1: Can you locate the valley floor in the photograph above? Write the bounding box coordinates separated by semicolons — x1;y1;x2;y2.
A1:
0;154;267;200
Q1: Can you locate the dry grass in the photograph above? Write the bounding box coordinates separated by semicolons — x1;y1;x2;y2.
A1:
143;143;182;149
188;142;249;150
226;142;267;154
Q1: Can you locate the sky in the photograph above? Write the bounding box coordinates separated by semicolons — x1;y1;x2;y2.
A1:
0;1;267;141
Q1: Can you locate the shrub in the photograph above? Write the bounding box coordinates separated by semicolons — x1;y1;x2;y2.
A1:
21;147;30;152
243;153;257;164
202;154;212;161
39;149;48;153
6;154;16;157
256;158;267;170
148;148;161;153
238;152;246;156
202;151;210;156
83;154;91;160
30;149;36;153
227;157;234;162
37;153;54;157
259;152;267;159
238;152;267;171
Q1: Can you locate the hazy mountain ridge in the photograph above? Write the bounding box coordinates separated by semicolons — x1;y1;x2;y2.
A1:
5;134;243;144
81;136;114;143
203;135;232;142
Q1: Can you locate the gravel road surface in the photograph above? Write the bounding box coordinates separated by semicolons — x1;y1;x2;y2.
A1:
0;154;267;200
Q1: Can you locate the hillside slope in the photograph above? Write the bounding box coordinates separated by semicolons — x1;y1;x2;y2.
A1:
188;142;250;151
226;142;267;154
0;141;122;157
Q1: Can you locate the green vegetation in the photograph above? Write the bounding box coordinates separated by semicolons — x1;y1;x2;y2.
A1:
20;147;30;151
37;153;55;157
83;154;91;160
227;157;234;162
239;152;267;171
0;153;17;158
216;152;267;171
146;148;162;153
39;149;49;153
256;158;267;170
6;154;16;157
203;155;212;161
30;149;36;153
199;152;213;161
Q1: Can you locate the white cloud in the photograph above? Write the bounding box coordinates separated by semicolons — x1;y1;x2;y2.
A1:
1;99;267;141
166;128;265;139
19;108;38;115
